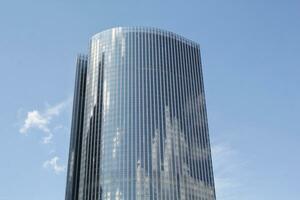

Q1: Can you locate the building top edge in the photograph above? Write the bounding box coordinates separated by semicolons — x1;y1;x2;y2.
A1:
91;26;200;47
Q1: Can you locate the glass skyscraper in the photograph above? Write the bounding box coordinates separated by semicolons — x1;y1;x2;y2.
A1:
65;27;216;200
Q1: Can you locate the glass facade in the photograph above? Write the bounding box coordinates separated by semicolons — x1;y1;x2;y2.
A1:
66;27;216;200
66;55;88;200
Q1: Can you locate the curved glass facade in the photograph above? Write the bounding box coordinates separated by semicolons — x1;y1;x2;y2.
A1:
66;27;216;200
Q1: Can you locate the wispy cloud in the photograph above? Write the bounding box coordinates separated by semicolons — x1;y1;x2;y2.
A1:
19;98;71;143
42;133;53;144
19;110;50;134
212;142;245;200
43;156;66;174
18;98;71;175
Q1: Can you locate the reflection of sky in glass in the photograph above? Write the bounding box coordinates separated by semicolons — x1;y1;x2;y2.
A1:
78;27;216;200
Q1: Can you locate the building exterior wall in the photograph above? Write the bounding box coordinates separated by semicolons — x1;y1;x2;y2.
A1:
66;27;216;200
65;55;88;200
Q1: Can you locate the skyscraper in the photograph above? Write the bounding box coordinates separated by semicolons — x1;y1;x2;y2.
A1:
65;27;216;200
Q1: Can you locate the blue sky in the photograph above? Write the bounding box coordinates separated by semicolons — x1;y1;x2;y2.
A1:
0;0;299;199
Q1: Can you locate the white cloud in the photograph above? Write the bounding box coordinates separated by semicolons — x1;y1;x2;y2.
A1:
42;133;53;144
19;110;50;134
45;99;70;116
19;98;71;143
43;156;66;174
